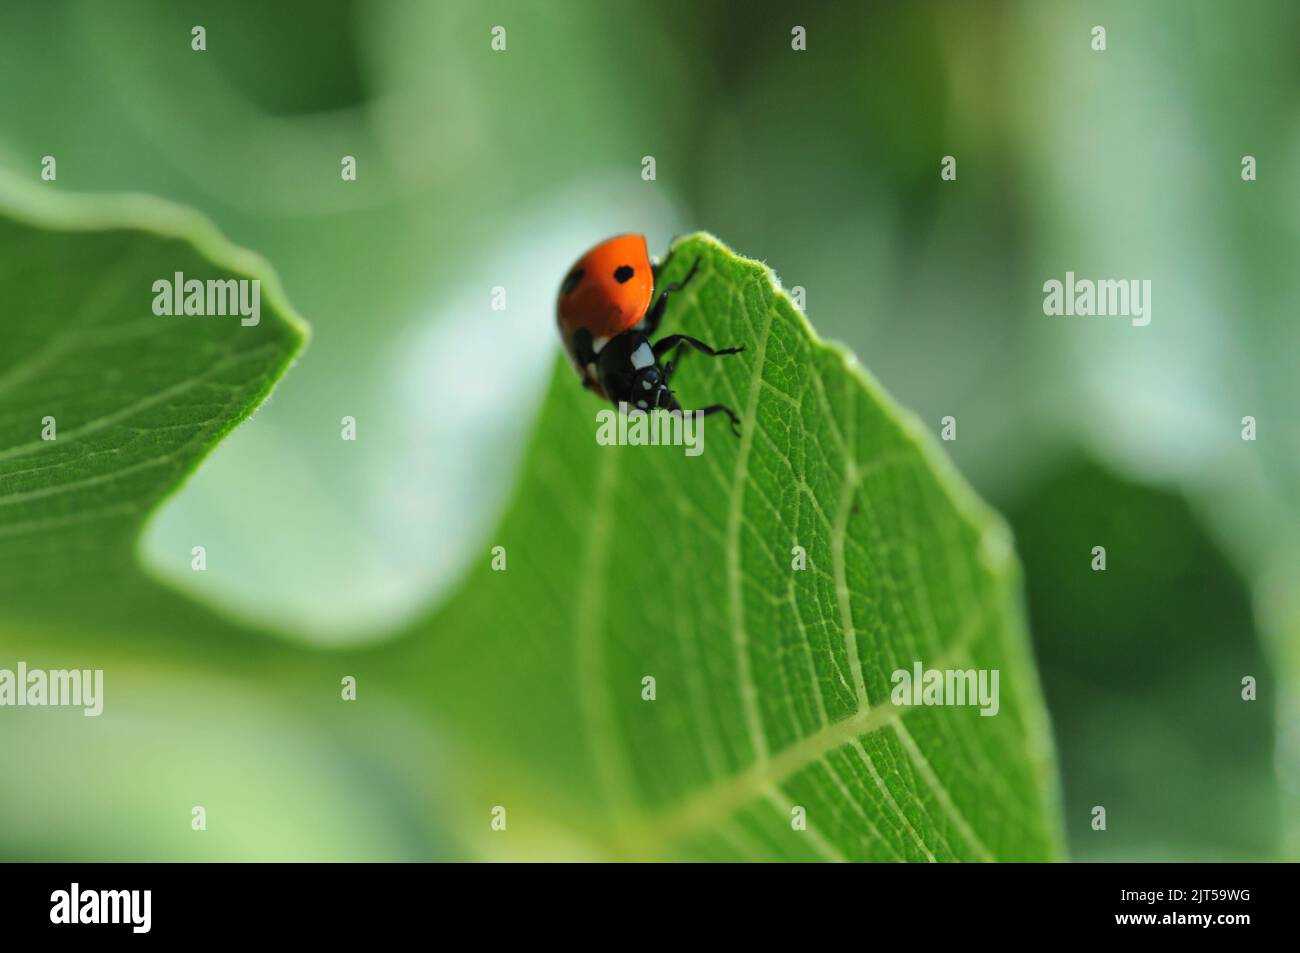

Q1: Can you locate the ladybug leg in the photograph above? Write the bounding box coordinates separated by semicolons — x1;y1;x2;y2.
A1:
697;404;742;436
650;242;692;281
651;247;673;282
661;343;688;384
661;342;735;385
652;333;745;361
642;258;701;337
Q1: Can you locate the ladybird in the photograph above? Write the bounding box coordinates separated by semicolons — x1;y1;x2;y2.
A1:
556;234;744;433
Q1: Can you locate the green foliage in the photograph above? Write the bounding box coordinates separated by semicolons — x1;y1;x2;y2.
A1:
0;190;419;862
377;234;1064;860
1007;458;1279;860
0;184;305;614
2;0;1293;864
0;200;1063;859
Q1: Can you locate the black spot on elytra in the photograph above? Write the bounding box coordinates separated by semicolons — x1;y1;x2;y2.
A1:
561;267;584;295
614;264;634;284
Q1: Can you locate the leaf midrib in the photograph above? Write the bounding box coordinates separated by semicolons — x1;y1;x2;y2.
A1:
724;270;776;766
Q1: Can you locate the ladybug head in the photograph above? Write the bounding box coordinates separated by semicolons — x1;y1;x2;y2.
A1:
629;362;680;413
596;331;680;413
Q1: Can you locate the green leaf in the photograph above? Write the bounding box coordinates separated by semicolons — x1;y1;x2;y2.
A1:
0;179;307;613
1007;456;1280;860
0;198;1061;861
0;184;422;862
381;233;1064;860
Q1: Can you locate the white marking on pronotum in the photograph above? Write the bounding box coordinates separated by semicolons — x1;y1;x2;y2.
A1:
630;342;654;369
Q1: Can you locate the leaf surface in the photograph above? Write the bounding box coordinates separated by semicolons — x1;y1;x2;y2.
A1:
0;183;306;613
386;233;1064;861
0;198;1061;860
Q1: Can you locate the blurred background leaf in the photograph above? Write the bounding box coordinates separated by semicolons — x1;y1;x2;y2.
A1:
0;186;460;860
1004;457;1278;860
0;181;303;605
